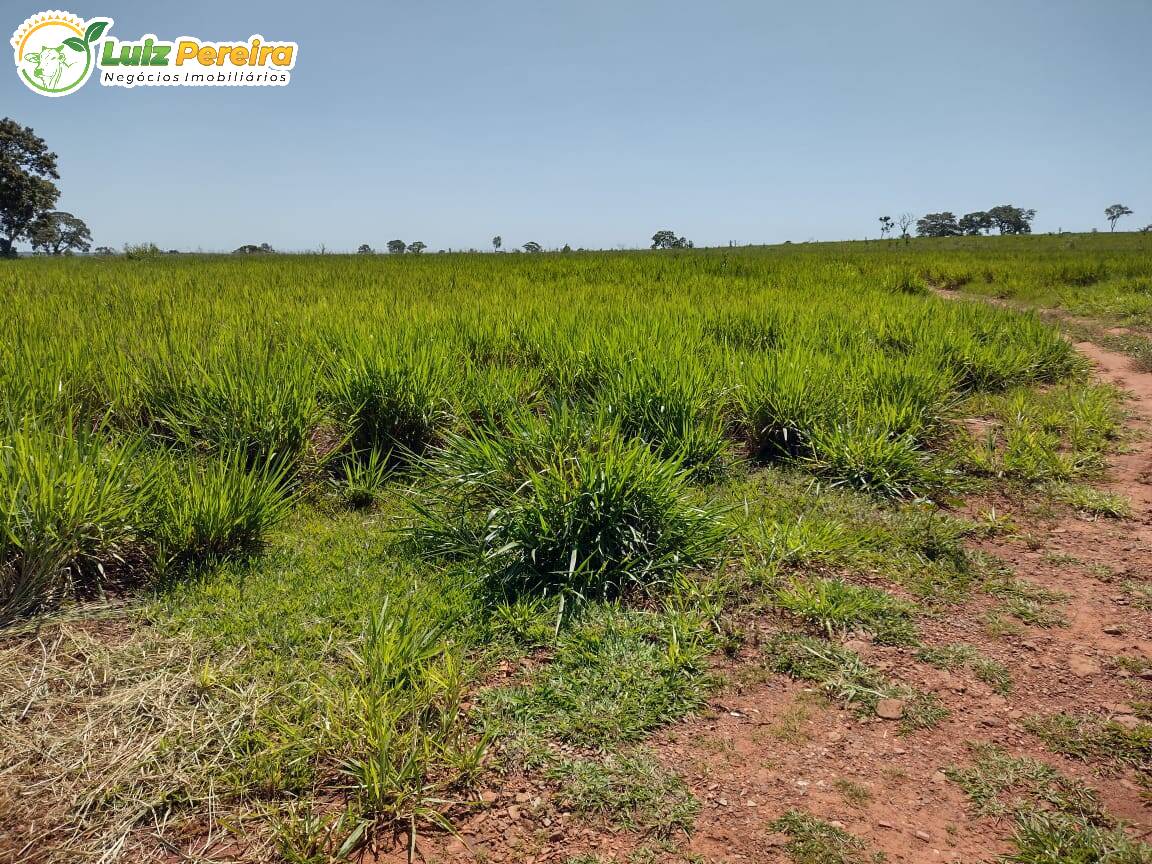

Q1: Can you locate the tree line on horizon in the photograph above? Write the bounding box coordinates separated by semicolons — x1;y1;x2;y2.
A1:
3;117;1149;258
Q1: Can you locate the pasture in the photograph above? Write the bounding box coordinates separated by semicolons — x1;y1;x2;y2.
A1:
2;234;1150;862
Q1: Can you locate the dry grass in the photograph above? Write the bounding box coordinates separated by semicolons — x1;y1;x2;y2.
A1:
0;607;268;863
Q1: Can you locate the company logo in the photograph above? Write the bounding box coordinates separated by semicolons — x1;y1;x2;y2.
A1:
12;11;107;95
12;10;297;96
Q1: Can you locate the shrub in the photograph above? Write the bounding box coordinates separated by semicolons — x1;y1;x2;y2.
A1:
409;411;727;600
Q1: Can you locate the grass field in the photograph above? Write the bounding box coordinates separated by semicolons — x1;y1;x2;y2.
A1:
2;233;1150;862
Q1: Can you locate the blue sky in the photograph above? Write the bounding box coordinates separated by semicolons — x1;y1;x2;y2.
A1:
5;0;1150;251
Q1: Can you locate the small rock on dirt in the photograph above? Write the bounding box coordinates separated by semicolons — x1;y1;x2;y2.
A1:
876;698;905;720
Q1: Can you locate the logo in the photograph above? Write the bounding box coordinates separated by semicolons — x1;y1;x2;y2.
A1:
12;10;297;96
12;11;108;96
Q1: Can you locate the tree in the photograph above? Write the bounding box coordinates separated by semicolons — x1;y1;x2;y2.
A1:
0;118;61;258
1141;225;1152;233
878;216;893;239
233;243;274;254
93;245;115;255
357;243;373;254
28;211;91;255
491;235;502;253
651;229;695;249
561;244;572;253
915;212;961;238
897;213;915;239
522;241;542;253
1105;204;1133;232
958;211;993;236
408;241;427;254
987;205;1036;235
387;239;406;254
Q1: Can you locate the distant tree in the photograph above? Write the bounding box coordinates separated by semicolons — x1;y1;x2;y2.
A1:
878;216;893;239
897;213;915;239
357;243;373;254
492;235;502;253
561;243;572;253
0;118;61;258
233;243;274;254
522;241;543;253
387;239;407;254
1105;204;1133;232
915;212;961;238
28;211;91;255
651;229;687;249
988;205;1036;235
93;245;115;255
408;240;427;254
958;211;993;236
1141;224;1152;233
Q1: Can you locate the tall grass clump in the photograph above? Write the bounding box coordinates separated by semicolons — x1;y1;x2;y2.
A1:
596;360;732;479
141;343;322;471
0;419;149;624
410;410;727;601
326;348;452;465
145;451;296;574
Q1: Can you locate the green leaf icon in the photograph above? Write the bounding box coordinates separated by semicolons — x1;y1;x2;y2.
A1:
84;20;108;43
63;36;86;52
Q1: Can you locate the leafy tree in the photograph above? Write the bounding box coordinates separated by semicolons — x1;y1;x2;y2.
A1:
491;235;502;252
897;213;915;239
93;245;115;255
561;243;572;253
357;243;373;254
408;240;427;254
1141;224;1152;233
988;204;1036;235
522;241;542;253
958;211;993;235
915;212;961;238
651;230;692;249
1105;204;1133;232
0;118;60;258
233;243;274;254
878;216;893;239
387;239;407;254
28;211;91;255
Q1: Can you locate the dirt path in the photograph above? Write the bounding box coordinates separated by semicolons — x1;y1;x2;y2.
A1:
394;333;1152;864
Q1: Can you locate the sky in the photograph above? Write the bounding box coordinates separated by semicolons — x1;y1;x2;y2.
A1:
4;0;1151;252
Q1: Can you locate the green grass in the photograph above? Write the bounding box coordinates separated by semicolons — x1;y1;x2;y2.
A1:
2;235;1144;858
775;576;917;644
771;810;885;864
765;632;948;731
1024;713;1151;774
547;751;699;838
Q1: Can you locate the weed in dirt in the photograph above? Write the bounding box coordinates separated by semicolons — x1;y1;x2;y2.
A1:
765;633;948;730
986;575;1068;628
771;810;885;864
775;577;918;645
945;743;1106;821
1004;812;1152;864
917;641;1013;694
1024;713;1151;774
833;778;873;807
1047;483;1134;519
548;750;698;838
